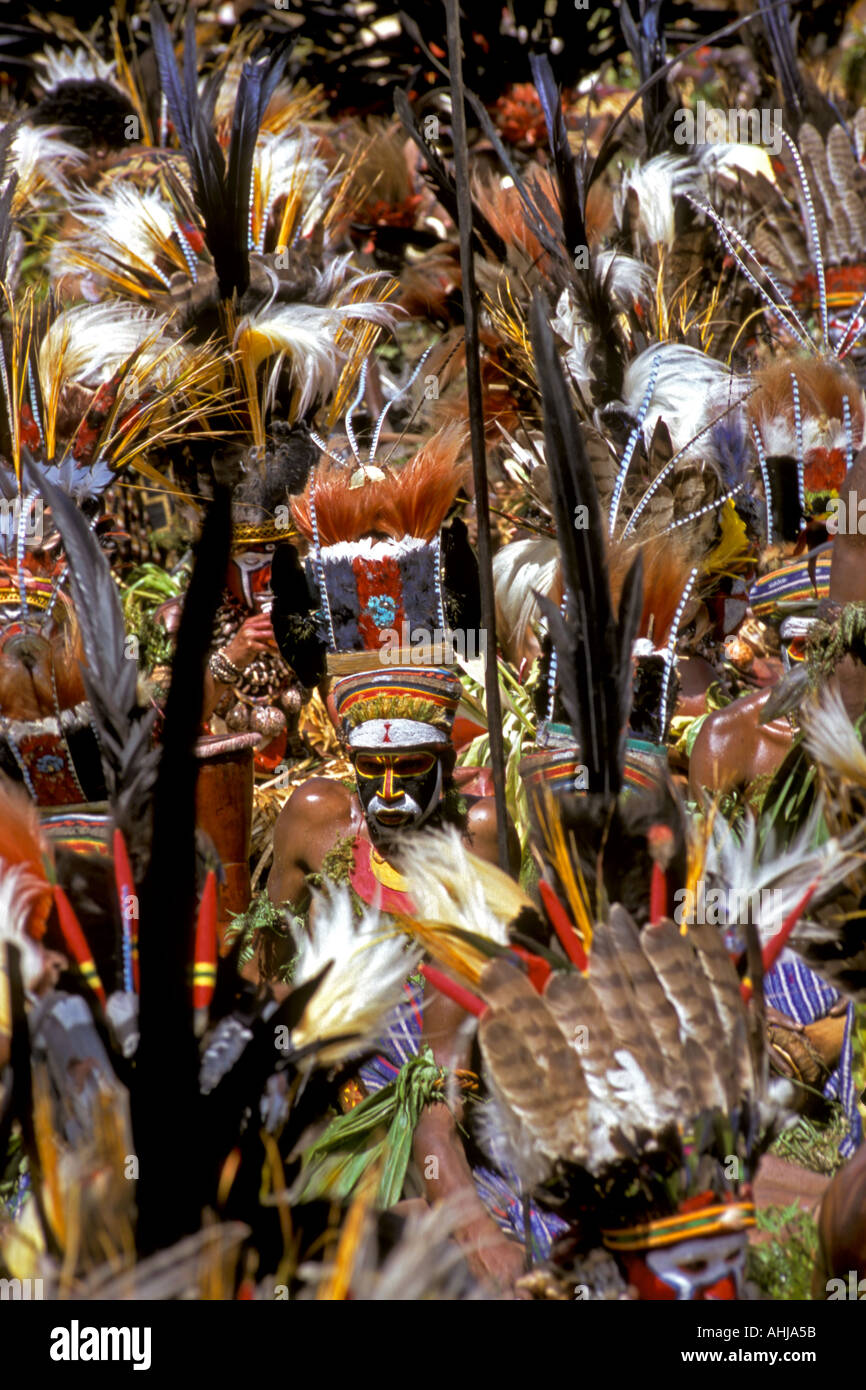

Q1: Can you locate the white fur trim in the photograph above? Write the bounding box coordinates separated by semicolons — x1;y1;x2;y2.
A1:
321;536;434;563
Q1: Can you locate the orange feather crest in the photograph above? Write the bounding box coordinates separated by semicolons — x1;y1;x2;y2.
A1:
292;423;468;544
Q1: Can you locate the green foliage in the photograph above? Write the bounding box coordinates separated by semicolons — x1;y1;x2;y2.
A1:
747;1202;818;1301
807;600;866;679
225;890;298;981
19;216;52;291
771;1108;850;1176
121;562;187;671
456;657;539;854
839;23;866;105
757;738;821;852
291;1047;446;1207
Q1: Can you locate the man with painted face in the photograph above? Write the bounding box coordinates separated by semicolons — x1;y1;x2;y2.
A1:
603;1195;754;1301
268;665;512;912
264;665;526;1293
203;451;310;758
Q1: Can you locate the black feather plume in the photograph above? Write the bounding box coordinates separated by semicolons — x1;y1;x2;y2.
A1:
393;88;508;264
150;4;288;301
529;52;586;258
134;486;232;1254
758;0;805;128
529;294;641;796
24;457;159;878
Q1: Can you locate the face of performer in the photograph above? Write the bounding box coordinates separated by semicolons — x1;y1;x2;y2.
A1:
352;747;444;844
622;1231;747;1301
226;545;275;610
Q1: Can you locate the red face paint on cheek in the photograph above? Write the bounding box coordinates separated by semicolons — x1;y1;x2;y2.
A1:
698;1276;738;1301
621;1254;676;1300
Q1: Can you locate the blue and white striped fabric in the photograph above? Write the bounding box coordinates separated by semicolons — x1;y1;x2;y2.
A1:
471;1164;569;1258
764;951;862;1158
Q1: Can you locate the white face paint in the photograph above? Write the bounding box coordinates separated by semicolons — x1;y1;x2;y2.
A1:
229;548;274;608
361;759;443;846
347;718;448;749
645;1231;747;1299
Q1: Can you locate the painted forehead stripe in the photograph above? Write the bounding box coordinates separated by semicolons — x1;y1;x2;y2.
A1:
347;718;450;748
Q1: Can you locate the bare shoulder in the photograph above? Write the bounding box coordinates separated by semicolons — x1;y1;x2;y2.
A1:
464;796;520;873
276;777;355;827
269;777;356;905
707;686;770;728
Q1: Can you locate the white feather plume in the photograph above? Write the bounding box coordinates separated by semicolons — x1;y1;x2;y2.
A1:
236;295;397;418
594;248;653;305
291;886;420;1065
253;130;331;250
34;45;120;92
0;861;50;992
5;125;85;208
551;288;595;387
38;302;187;394
613;153;698;246
621;343;749;456
493;535;560;662
703;805;866;947
397;827;530;946
801;681;866;786
52;183;184;290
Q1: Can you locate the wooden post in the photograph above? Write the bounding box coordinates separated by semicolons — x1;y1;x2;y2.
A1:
445;0;510;872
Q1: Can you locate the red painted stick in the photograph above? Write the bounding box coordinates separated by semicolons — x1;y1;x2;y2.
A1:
538;880;588;971
649;863;667;927
113;828;139;993
53;884;106;1006
191;870;218;1036
508;944;552;993
741;879;819;1002
420;963;487;1018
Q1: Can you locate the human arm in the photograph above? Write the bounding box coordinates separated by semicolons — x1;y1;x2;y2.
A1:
202;612;279;721
412;987;527;1294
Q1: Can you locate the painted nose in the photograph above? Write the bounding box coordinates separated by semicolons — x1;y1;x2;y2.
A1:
378;766;403;802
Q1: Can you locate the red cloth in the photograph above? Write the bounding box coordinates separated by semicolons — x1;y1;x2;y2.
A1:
349;836;417;916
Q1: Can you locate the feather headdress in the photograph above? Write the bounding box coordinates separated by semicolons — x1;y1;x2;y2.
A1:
291;425;467;546
473;902;767;1185
394;826;534;983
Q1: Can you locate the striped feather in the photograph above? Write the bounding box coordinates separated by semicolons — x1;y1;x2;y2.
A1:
478;957;590;1165
638;920;729;1110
